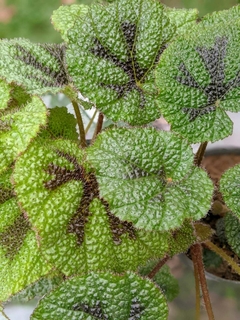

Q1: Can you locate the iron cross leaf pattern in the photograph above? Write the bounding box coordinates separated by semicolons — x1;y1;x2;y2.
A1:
156;20;240;142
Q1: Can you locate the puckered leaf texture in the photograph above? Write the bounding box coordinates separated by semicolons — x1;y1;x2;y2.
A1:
224;212;240;257
220;164;240;216
156;19;240;142
66;0;177;125
13;139;169;276
31;272;168;320
0;170;51;302
0;39;68;95
87;128;213;231
0;81;47;174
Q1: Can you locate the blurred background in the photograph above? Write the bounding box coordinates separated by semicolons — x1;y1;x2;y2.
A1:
1;0;240;319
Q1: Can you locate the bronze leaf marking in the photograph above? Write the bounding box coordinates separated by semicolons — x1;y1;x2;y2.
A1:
176;36;240;121
0;213;30;259
44;151;136;246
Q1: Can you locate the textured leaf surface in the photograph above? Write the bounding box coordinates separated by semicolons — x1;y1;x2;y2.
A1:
168;220;196;256
220;164;240;215
201;5;240;26
0;91;47;174
0;80;11;110
224;212;240;257
39;106;78;140
0;170;51;302
13;139;169;275
66;0;176;125
0;39;68;95
139;261;179;301
164;7;199;36
51;5;89;43
87;128;213;231
10;273;64;303
31;272;168;320
156;20;240;142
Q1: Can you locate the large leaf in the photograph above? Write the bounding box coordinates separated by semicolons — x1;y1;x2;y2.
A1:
0;170;51;302
87;128;213;231
201;5;240;26
0;39;68;95
155;19;240;142
0;83;47;174
13;139;169;275
31;272;168;320
220;164;240;215
51;5;89;43
66;0;176;125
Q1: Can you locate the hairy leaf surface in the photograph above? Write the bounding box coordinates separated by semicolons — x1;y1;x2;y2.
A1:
0;39;68;95
51;5;89;43
156;20;240;142
31;272;168;320
224;212;240;257
220;164;240;215
13;139;169;275
87;128;213;231
0;170;51;302
0;86;47;174
66;0;177;125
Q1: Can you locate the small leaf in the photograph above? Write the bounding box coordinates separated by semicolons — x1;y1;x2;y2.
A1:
0;170;51;302
87;128;213;231
39;106;78;140
156;20;240;142
31;272;168;320
201;5;240;26
66;0;176;125
51;5;89;43
0;39;68;95
224;212;240;257
13;139;169;275
139;261;179;301
0;87;47;174
220;164;240;215
168;220;196;256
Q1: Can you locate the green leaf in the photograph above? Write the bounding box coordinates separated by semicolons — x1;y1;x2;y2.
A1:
0;170;51;302
87;128;213;231
156;20;240;143
168;220;196;256
201;5;240;26
0;80;11;111
31;272;168;320
13;139;169;275
10;273;64;303
164;7;199;36
66;0;176;125
220;164;240;215
224;212;240;257
0;88;47;174
139;261;179;301
0;39;68;95
51;5;89;43
39;106;78;140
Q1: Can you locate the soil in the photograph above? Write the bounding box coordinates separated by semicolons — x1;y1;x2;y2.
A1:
201;149;240;281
